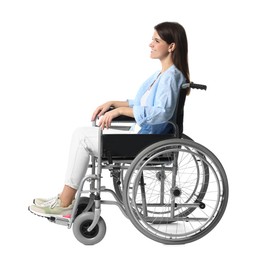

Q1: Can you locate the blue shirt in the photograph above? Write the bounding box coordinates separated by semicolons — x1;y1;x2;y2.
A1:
128;65;186;134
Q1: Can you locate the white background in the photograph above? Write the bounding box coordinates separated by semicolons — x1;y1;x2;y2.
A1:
0;0;252;259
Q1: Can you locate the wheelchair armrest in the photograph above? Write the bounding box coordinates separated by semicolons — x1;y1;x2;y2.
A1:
111;115;136;123
110;114;135;131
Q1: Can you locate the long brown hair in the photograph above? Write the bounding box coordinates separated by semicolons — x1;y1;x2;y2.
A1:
154;22;190;93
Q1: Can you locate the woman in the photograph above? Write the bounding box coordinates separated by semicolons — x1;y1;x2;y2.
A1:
29;21;190;218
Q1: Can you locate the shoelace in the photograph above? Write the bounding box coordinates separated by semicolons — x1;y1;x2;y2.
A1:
40;195;59;207
49;198;75;209
49;197;59;209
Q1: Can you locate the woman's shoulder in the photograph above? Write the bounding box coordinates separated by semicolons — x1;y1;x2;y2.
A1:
162;65;185;82
164;65;181;76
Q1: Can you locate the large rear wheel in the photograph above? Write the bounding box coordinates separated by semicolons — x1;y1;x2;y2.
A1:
123;139;229;244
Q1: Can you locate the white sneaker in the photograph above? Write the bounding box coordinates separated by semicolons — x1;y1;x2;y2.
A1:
29;197;74;218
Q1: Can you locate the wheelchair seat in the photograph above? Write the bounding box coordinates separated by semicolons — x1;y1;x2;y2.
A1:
102;134;173;160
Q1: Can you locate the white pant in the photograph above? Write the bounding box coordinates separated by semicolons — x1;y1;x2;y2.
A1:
64;127;134;189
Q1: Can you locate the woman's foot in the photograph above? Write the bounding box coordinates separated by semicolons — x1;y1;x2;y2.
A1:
33;194;60;206
29;197;74;218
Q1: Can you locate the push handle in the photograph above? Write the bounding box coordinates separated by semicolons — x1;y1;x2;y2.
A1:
182;82;207;90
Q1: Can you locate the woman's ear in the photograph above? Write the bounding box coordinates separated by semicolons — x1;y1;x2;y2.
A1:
168;43;176;53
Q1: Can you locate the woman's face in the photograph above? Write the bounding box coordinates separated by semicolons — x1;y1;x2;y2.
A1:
149;30;170;60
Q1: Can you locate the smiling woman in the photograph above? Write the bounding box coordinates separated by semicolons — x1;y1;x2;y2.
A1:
28;21;190;219
150;31;176;63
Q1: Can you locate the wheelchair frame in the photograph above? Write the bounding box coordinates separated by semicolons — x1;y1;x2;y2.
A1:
46;83;229;245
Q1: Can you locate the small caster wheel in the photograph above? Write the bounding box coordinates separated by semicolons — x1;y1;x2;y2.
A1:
73;212;106;245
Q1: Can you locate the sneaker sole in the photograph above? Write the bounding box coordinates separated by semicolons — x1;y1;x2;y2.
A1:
28;206;71;219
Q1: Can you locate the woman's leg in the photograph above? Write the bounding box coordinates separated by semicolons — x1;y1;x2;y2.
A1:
63;126;131;192
61;127;100;206
60;185;77;207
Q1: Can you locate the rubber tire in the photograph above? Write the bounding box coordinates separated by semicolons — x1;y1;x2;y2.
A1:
73;212;106;245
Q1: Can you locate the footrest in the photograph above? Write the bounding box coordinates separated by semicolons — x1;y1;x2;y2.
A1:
48;216;70;226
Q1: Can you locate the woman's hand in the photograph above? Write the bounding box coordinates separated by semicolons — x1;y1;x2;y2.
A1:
98;108;121;130
91;101;113;122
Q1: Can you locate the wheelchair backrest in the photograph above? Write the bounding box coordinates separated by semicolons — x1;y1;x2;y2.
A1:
172;87;187;137
171;83;207;137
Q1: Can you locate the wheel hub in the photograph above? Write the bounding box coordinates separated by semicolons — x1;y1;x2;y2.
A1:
156;171;166;181
171;187;182;197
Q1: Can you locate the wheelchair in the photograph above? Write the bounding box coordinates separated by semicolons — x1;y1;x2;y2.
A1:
47;83;229;245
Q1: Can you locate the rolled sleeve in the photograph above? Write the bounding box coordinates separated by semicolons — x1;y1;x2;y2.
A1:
133;105;168;126
133;105;146;126
127;99;134;108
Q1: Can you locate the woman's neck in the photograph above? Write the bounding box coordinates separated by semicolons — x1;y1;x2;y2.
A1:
160;56;174;73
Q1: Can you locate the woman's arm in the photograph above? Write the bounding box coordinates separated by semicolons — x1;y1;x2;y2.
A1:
111;101;129;108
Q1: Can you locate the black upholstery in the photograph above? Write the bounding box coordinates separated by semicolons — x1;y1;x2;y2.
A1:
174;88;187;136
102;134;175;160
